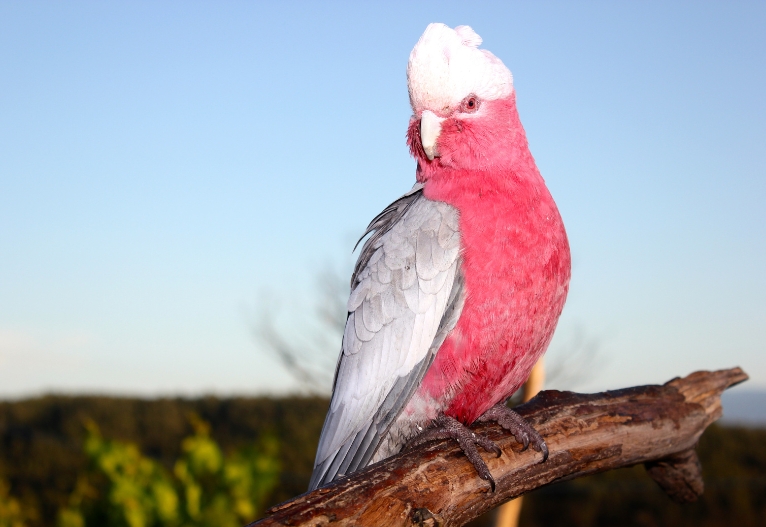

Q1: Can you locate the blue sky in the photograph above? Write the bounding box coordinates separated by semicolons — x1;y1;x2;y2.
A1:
1;1;764;397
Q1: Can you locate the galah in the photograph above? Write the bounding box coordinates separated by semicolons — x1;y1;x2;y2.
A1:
309;23;570;491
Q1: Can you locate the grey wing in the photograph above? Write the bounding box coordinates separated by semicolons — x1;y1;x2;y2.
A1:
309;185;463;490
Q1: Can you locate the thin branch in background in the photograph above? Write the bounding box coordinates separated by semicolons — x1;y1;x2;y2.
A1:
253;312;330;394
545;324;604;390
315;267;348;336
249;264;350;395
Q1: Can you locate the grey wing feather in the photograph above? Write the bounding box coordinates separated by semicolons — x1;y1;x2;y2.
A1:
351;182;425;288
309;185;463;490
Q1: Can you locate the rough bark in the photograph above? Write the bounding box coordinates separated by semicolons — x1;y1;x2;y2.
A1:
250;367;747;527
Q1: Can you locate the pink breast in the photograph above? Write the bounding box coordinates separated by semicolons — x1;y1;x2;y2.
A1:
417;169;571;424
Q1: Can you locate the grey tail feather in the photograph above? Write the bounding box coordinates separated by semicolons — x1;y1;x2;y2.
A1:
308;422;378;491
307;350;440;491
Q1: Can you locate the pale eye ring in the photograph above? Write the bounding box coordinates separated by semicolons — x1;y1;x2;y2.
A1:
461;95;480;113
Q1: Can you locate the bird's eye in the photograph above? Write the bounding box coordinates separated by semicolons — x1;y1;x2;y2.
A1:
462;95;480;113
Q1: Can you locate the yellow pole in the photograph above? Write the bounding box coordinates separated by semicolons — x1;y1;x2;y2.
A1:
493;359;545;527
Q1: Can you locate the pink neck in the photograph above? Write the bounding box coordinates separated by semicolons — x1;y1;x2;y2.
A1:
409;94;542;198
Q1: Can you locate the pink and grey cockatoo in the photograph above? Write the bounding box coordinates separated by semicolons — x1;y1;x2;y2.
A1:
309;23;570;491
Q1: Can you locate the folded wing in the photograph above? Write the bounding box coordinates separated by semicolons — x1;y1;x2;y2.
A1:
309;184;463;490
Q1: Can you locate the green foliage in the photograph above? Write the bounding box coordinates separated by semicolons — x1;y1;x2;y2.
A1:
56;416;279;527
0;480;27;527
0;395;326;525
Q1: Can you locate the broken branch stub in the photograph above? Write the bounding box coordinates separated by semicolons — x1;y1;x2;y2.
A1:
250;367;748;527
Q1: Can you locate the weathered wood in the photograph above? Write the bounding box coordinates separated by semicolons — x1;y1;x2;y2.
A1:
250;367;747;527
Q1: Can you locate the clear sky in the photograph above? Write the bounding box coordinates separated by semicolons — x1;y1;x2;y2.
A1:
1;1;764;398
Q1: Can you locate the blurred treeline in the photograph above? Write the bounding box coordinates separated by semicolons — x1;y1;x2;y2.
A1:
0;396;764;527
0;396;325;527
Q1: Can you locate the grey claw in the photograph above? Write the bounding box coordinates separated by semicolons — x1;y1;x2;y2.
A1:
477;404;549;463
473;459;496;492
484;473;496;493
474;434;502;458
409;414;501;491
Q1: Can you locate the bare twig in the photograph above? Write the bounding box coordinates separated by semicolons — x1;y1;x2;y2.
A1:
249;367;747;527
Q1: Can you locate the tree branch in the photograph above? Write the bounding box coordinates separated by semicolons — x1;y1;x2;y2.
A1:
250;367;748;527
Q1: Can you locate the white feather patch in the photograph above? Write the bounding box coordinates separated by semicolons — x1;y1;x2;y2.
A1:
454;25;482;47
407;23;513;114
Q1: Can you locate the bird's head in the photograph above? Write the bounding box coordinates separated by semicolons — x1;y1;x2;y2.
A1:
406;24;525;180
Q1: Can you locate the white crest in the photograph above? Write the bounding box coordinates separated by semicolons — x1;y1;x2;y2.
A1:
407;23;513;115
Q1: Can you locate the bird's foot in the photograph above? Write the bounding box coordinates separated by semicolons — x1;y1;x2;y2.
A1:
405;414;501;491
476;404;549;462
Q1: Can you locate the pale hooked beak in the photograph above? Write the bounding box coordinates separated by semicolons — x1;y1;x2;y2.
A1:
420;110;444;161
